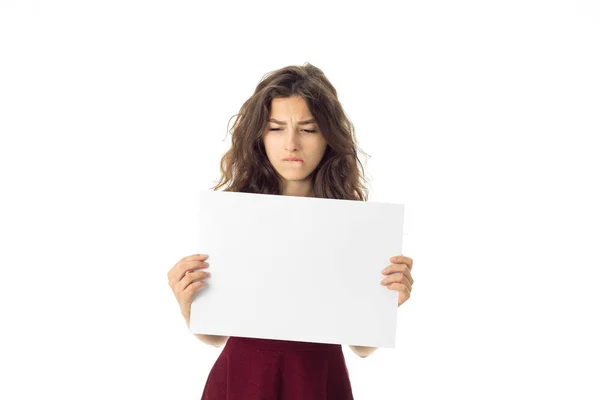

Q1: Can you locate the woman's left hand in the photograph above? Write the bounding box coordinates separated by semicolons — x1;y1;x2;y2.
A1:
381;255;414;307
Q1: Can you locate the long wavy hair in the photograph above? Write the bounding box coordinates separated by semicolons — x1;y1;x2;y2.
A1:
211;62;370;201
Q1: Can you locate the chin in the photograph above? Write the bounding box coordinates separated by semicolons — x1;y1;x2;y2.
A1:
281;174;310;182
277;170;312;181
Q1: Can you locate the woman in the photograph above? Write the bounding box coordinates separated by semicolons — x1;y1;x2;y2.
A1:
167;63;415;399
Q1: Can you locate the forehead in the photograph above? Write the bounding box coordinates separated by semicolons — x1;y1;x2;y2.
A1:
270;96;312;117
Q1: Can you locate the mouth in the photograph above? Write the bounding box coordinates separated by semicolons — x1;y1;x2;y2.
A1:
283;158;304;162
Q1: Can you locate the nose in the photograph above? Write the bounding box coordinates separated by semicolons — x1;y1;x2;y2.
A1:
284;129;300;152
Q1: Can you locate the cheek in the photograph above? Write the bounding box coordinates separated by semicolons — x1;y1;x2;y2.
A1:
263;136;277;157
310;139;327;158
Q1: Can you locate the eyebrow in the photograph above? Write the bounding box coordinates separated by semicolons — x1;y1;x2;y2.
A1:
269;118;316;125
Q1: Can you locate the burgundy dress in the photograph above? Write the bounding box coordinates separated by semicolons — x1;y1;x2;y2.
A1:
200;336;355;399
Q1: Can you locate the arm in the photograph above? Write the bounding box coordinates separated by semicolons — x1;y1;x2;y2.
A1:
184;314;229;348
195;333;229;348
349;345;378;358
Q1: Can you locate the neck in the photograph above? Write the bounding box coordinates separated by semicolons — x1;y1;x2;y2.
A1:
281;179;314;197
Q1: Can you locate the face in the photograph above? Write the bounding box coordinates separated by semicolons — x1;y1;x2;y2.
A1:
263;95;328;195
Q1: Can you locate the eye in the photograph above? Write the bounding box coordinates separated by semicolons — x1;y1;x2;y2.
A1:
268;127;317;133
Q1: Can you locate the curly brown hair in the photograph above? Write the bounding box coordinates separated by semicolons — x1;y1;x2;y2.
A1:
211;62;370;201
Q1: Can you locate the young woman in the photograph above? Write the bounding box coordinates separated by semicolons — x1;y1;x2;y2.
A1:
167;63;415;399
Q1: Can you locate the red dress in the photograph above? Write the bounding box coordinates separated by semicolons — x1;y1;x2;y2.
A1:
200;336;355;399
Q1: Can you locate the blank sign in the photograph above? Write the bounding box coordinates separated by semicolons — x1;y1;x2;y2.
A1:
189;190;404;348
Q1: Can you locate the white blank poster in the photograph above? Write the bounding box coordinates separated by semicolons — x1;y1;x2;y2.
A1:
189;190;404;348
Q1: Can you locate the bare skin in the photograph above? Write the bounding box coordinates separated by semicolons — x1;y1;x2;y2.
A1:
263;95;327;197
167;254;228;347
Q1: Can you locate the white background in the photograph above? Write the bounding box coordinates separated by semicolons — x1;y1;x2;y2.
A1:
1;1;598;399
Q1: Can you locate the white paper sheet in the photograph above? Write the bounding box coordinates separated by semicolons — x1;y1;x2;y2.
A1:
189;190;404;348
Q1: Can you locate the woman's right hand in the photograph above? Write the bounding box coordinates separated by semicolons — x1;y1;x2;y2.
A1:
167;253;211;324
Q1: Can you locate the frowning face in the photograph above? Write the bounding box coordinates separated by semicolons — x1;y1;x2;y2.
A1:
263;95;327;196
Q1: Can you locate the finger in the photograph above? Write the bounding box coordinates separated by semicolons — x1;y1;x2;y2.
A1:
168;254;208;282
181;280;207;302
382;264;413;284
390;283;411;306
387;283;410;295
176;269;211;295
180;272;210;302
173;260;210;285
389;255;413;270
382;263;409;274
182;253;209;263
168;260;208;288
395;267;414;286
381;273;412;292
